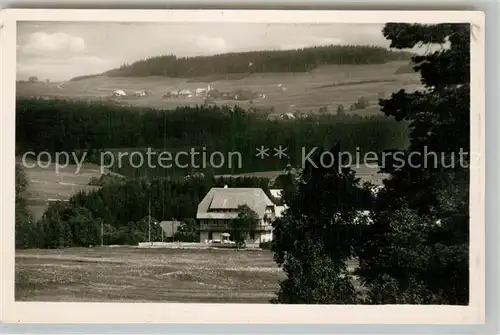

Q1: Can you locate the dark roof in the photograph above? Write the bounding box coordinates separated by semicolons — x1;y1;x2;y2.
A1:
197;187;274;220
159;221;182;237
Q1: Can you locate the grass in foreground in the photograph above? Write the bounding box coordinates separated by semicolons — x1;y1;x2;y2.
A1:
16;247;361;303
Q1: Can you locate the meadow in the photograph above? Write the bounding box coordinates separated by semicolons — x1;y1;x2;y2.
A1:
16;61;420;115
16;60;404;302
15;247;360;303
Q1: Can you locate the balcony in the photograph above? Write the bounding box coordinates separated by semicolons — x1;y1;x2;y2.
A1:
199;222;273;231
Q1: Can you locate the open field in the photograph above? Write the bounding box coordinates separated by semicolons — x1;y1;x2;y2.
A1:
16;247;359;303
217;165;389;187
17;62;421;115
18;158;104;220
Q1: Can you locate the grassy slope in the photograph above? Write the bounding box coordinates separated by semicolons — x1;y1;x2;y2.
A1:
18;158;104;221
16;61;420;116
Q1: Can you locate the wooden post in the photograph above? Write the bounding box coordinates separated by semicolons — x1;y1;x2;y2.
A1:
148;199;151;244
100;220;103;247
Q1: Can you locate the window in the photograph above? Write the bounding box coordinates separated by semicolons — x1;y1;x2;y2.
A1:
208;231;213;240
249;231;255;240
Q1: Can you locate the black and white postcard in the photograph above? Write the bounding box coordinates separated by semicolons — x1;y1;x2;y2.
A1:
0;9;485;324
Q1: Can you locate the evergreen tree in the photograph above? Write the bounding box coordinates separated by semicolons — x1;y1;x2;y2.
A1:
91;45;413;79
336;104;345;116
272;146;372;304
356;23;470;304
15;164;38;249
67;207;101;247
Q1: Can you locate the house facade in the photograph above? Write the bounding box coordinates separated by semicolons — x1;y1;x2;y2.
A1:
196;187;276;244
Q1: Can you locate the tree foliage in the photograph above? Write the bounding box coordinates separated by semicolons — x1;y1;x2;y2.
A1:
173;218;199;242
356;23;470;304
272;146;373;304
72;45;413;79
15;164;38;249
28;174;276;248
16;99;408;179
228;205;259;247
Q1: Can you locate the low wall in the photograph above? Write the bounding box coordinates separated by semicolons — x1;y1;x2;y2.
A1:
137;242;261;249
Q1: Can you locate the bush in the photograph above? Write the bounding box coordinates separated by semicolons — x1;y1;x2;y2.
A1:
259;241;273;250
336;104;345;115
349;96;370;111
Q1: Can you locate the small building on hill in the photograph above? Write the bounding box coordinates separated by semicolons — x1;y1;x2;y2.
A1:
281;112;296;120
112;89;127;97
134;90;147;97
196;187;276;244
178;89;193;97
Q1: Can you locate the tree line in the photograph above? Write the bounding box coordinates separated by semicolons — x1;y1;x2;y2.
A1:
70;45;413;80
16;173;276;248
15;164;37;249
16;99;408;178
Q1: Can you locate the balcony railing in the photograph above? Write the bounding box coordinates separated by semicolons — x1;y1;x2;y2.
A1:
199;223;273;231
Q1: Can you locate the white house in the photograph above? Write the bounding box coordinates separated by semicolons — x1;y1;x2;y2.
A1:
112;89;127;97
196;187;276;244
277;84;288;92
281;112;296;120
178;89;193;97
196;85;211;97
134;90;147;97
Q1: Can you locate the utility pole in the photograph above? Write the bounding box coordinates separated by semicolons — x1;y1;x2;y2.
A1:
148;199;151;244
100;219;104;247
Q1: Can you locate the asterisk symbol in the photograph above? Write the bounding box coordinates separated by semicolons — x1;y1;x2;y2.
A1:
274;146;288;159
255;145;270;159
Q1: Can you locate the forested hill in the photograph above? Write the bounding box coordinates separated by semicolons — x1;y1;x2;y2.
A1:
71;45;414;80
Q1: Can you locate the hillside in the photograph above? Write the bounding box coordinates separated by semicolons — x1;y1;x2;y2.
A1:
19;61;421;114
71;45;414;81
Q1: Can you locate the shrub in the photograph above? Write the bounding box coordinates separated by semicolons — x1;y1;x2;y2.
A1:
259;241;273;250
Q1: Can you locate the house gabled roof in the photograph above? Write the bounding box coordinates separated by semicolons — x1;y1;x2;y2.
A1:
159;220;181;237
197;187;274;220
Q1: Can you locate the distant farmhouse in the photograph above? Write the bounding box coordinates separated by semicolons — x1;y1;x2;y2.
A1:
178;89;193;97
133;90;147;97
196;187;276;244
112;89;127;97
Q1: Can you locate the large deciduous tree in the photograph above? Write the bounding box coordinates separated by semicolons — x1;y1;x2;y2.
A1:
229;204;259;248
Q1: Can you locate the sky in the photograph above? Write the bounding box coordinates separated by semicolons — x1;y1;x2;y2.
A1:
17;22;397;82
